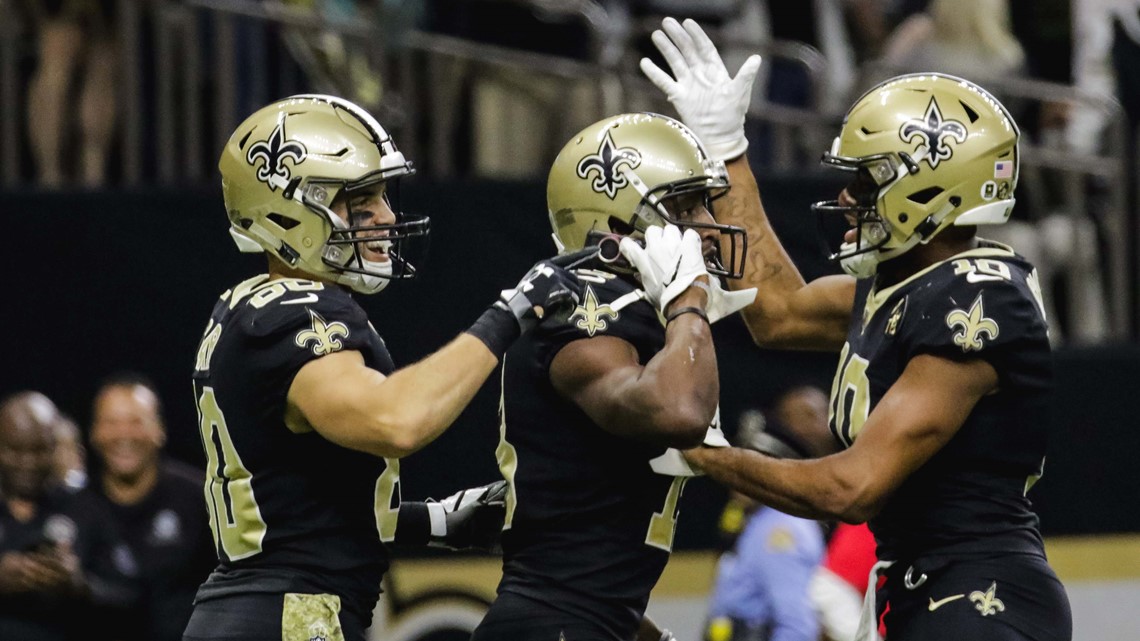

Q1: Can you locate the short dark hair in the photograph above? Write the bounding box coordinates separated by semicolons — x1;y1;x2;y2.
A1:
94;371;163;421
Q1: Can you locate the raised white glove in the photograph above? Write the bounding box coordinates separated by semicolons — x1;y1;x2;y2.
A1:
640;17;762;161
619;224;708;313
706;279;757;324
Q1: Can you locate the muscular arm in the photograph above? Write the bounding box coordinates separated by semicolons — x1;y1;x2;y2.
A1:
550;288;718;449
287;334;498;458
685;354;998;522
718;157;855;350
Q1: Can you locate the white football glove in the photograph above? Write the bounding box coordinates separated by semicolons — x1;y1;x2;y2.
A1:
640;17;762;161
619;225;708;314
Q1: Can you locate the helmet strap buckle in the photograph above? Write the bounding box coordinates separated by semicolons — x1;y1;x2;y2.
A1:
915;215;939;239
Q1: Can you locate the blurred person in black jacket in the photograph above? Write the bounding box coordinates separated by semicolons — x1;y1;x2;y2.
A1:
87;373;216;641
0;391;137;641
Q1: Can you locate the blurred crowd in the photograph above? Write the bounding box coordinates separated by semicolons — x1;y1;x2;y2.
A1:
5;0;1136;344
0;377;214;641
6;0;1138;183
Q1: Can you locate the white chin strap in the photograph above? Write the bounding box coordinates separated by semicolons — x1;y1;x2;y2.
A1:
336;257;392;294
838;244;880;279
838;232;924;279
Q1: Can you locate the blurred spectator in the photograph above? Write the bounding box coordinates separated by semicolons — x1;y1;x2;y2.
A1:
86;373;215;641
424;0;608;177
879;0;1025;79
809;522;878;641
0;391;137;641
843;0;892;62
703;387;837;641
705;493;824;641
1069;0;1136;153
25;0;118;187
51;413;87;491
279;0;398;112
765;0;858;114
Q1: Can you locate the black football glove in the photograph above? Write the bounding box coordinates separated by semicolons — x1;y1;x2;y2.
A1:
427;480;509;553
494;252;587;334
466;250;589;357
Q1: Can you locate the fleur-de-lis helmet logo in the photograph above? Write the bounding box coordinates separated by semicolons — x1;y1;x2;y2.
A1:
576;130;642;199
246;118;308;190
900;97;967;170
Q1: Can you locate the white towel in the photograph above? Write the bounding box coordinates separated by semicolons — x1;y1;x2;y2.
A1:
855;560;894;641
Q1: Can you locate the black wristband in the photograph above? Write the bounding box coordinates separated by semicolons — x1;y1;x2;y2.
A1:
465;305;520;358
392;501;431;546
665;306;709;325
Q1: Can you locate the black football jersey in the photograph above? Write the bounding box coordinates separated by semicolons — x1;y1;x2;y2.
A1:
190;276;400;619
496;268;691;640
828;242;1052;560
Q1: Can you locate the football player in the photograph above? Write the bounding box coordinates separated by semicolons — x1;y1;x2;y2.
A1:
643;18;1072;641
470;112;755;641
182;95;581;641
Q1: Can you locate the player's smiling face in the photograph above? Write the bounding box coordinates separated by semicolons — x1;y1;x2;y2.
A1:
332;183;396;264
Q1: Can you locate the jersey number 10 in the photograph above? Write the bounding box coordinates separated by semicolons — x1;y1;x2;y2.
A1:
195;385;269;561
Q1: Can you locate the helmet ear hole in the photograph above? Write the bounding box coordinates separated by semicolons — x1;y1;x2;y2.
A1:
607;216;636;236
266;213;301;231
958;100;980;123
238;129;254;150
907;187;944;205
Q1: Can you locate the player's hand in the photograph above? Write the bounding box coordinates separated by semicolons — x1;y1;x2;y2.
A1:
428;480;508;553
495;256;583;334
640;17;762;161
620;225;709;313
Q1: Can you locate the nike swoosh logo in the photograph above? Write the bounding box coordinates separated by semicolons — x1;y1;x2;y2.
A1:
966;272;1004;283
928;594;966;611
281;294;319;305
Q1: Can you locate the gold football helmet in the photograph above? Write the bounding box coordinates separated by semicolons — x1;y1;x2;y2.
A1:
546;113;746;278
218;94;428;294
813;73;1020;278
